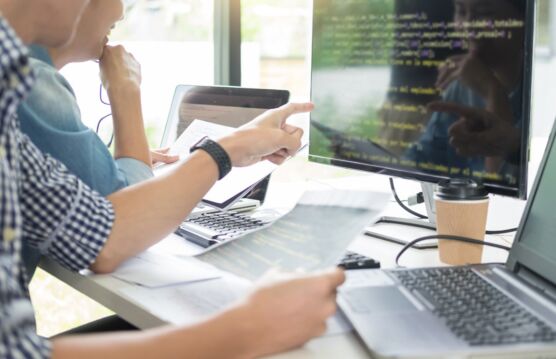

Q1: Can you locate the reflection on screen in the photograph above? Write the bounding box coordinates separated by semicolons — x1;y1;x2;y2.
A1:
310;0;528;195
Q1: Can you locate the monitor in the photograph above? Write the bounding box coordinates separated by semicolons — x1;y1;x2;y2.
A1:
309;0;534;199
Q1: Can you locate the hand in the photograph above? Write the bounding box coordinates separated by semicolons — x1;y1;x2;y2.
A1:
428;101;520;158
218;102;313;167
151;148;179;165
99;45;142;93
436;54;500;97
237;269;345;357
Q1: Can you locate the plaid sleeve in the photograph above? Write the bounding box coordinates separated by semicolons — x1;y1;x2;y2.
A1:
17;133;115;271
1;148;51;359
0;251;51;359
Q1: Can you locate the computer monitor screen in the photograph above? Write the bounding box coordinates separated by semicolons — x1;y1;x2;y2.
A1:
309;0;534;198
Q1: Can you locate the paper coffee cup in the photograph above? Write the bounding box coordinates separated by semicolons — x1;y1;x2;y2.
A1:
434;179;489;265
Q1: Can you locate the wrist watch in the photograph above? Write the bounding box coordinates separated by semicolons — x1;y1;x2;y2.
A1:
190;136;232;180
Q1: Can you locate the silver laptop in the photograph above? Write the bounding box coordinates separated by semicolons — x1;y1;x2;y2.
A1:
339;124;556;358
160;84;289;210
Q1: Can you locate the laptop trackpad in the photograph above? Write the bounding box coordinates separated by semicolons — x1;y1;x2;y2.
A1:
344;286;418;313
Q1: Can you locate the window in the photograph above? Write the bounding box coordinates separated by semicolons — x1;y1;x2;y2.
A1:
241;0;311;101
61;0;215;147
536;0;551;50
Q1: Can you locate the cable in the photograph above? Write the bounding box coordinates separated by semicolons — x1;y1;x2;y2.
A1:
389;178;428;219
486;228;518;235
395;234;511;267
377;217;435;231
389;177;518;235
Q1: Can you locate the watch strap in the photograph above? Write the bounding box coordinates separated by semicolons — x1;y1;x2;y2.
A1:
190;136;232;180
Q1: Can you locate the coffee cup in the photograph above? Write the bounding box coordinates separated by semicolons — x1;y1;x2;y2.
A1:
434;179;489;265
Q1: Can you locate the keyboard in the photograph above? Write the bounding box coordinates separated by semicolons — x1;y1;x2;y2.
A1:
176;210;273;247
392;267;556;346
175;210;380;269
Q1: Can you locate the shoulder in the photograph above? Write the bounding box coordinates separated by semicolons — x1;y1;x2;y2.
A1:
20;59;84;132
30;58;76;97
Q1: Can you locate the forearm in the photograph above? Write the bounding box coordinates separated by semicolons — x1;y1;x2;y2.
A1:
92;150;218;273
51;307;255;359
108;84;151;166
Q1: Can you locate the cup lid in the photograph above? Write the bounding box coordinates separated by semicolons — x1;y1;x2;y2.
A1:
435;179;489;200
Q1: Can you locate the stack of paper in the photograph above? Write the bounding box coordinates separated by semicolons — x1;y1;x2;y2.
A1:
111;251;220;288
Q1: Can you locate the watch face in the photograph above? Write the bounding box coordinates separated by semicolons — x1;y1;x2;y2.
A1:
190;136;209;153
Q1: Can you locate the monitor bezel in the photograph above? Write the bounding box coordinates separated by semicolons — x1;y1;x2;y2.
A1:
309;0;536;199
506;119;556;280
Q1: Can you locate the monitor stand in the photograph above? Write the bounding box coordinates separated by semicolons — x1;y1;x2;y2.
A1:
364;182;438;249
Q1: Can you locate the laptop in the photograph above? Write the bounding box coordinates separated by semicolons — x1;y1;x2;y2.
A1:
160;84;289;210
339;123;556;358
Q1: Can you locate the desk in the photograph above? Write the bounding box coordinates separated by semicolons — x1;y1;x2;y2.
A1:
41;158;521;358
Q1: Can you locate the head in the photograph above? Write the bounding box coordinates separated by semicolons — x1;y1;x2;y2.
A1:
0;0;89;46
454;0;525;65
58;0;125;63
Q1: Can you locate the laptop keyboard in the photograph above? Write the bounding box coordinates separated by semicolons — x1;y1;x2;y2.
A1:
392;267;556;346
175;211;271;247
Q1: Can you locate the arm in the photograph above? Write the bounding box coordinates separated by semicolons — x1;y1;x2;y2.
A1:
100;45;151;167
51;269;344;359
93;103;310;273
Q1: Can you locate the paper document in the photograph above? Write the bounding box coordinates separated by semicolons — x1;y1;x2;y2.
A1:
111;251;220;288
119;275;251;325
196;190;391;280
154;119;279;207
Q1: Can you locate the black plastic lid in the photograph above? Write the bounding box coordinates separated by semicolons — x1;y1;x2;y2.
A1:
435;178;489;200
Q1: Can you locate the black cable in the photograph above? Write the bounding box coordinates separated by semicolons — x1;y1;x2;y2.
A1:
395;234;511;267
389;178;428;219
377;217;435;231
389;177;518;235
486;228;519;235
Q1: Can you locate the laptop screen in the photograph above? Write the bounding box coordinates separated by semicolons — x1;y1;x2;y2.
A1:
509;126;556;283
161;85;289;147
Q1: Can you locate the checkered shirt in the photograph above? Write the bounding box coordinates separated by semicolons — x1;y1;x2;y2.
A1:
0;17;115;358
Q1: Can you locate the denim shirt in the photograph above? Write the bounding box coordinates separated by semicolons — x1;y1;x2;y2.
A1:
18;46;153;278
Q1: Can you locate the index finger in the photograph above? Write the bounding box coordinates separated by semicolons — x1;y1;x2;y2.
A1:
320;268;346;290
278;102;315;118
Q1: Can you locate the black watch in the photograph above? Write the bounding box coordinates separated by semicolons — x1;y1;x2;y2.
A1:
190;136;232;180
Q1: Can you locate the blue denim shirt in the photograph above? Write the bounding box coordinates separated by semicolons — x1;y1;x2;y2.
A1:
18;46;153;278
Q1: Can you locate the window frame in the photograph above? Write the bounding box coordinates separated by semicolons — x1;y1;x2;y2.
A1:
214;0;242;86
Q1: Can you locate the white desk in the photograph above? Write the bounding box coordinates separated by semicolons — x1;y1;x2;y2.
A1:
41;158;523;359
